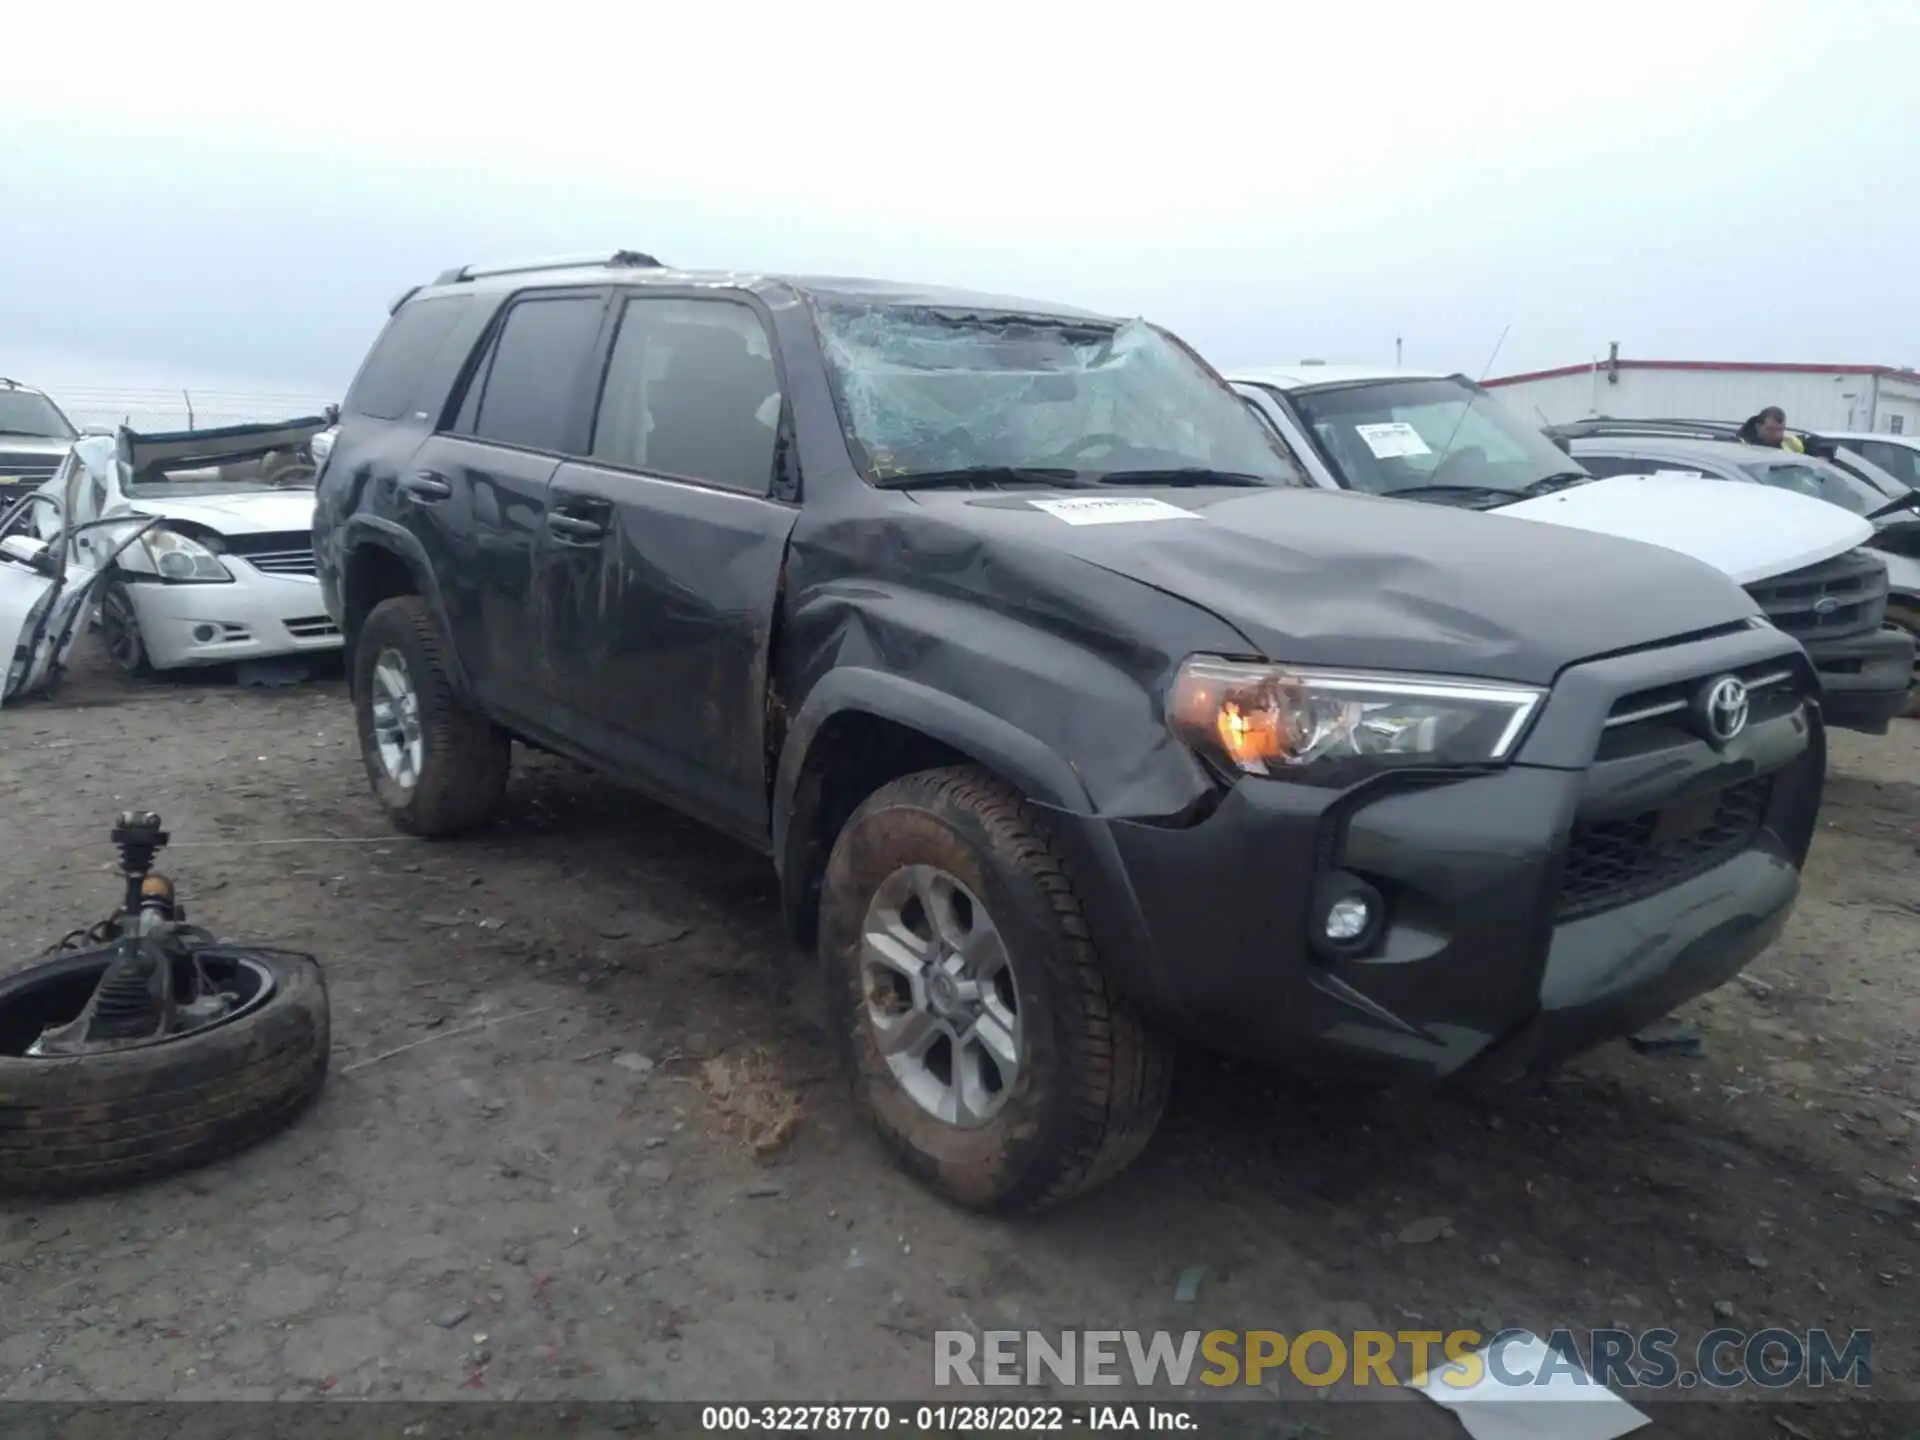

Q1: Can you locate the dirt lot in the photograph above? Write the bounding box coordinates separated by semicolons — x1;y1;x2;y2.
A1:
2;640;1918;1434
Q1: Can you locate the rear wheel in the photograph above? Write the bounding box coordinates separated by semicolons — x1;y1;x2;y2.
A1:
353;596;510;836
1888;600;1920;719
819;765;1173;1213
98;582;151;677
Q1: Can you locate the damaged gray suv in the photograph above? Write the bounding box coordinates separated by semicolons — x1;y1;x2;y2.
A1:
314;253;1825;1211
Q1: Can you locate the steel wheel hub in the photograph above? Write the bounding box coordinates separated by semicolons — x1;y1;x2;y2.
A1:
859;864;1022;1128
369;649;423;789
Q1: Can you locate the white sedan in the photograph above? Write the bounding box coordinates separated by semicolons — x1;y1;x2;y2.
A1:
30;421;343;675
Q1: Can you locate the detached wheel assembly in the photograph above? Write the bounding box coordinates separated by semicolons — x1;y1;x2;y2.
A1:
0;812;329;1197
819;765;1173;1213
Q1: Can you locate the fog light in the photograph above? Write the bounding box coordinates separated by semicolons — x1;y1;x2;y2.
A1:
1324;894;1372;942
192;624;218;643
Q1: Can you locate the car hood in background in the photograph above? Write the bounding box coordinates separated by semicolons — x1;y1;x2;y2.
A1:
1497;473;1871;585
907;486;1759;687
128;490;319;537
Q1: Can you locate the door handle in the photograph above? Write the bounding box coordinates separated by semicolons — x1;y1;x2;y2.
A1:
547;513;607;543
401;471;453;501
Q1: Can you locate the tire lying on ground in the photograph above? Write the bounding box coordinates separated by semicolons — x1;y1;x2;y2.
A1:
0;947;329;1196
819;764;1174;1214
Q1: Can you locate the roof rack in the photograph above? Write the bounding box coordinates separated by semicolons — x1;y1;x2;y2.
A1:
1548;417;1748;441
431;250;664;286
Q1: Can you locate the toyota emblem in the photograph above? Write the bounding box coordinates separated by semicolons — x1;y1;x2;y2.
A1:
1698;675;1750;745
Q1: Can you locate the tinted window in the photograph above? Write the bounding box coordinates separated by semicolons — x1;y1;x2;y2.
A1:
347;296;471;421
592;298;781;494
462;295;605;453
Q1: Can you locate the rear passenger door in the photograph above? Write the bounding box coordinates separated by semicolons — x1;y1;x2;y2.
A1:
538;292;797;844
406;287;609;729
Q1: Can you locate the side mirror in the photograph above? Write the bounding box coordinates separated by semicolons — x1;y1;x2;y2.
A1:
1548;432;1573;455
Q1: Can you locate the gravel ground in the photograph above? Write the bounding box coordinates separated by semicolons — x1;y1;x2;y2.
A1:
2;640;1918;1434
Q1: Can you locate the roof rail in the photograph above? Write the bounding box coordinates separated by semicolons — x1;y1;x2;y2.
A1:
1549;417;1746;441
431;250;665;286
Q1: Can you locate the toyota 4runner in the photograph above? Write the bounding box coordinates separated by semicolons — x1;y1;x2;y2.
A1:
315;254;1825;1212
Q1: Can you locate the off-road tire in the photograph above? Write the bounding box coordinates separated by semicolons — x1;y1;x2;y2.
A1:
0;948;330;1196
819;765;1173;1213
1886;600;1920;719
98;581;151;677
353;596;510;836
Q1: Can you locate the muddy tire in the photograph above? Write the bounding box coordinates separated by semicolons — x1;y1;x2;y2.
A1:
819;765;1173;1213
98;581;151;677
1886;601;1920;719
0;947;330;1196
353;595;510;836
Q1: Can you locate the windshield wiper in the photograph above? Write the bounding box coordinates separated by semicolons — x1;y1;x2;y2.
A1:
0;429;60;439
1516;471;1598;498
1090;468;1270;488
1379;484;1516;510
872;466;1089;492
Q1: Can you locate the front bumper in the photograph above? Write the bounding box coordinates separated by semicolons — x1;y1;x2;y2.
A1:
127;569;343;670
1805;624;1913;734
1042;626;1824;1084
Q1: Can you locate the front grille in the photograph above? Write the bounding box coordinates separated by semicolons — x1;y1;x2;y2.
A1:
240;549;318;577
0;453;63;486
222;531;317;577
1598;662;1800;755
1744;548;1887;644
285;617;340;640
1557;774;1773;920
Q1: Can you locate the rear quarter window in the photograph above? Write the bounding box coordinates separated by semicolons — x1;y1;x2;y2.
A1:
346;296;476;421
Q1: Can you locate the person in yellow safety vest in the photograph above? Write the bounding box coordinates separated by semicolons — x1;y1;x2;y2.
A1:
1736;405;1806;452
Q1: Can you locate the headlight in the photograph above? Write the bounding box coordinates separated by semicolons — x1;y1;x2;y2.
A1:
1166;657;1545;784
142;527;232;583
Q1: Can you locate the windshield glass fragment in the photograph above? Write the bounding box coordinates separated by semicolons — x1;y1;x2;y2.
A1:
1285;377;1587;502
813;306;1304;488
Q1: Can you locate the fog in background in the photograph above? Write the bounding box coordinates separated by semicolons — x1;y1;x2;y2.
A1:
4;0;1917;410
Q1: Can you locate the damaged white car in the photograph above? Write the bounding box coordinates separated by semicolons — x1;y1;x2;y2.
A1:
18;419;342;680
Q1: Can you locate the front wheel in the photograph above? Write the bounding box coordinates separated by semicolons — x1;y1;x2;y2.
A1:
819;765;1173;1212
352;596;510;836
98;582;151;677
1886;601;1920;719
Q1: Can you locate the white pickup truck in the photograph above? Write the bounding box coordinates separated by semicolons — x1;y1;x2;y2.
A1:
1231;365;1915;733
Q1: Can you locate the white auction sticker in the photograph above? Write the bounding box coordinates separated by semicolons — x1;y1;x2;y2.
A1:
1354;421;1433;459
1029;496;1203;526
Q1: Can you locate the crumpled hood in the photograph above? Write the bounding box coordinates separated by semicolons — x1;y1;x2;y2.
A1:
908;486;1760;686
129;490;318;536
1497;473;1871;585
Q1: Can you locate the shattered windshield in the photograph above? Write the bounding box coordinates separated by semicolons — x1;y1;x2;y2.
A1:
1284;377;1584;504
813;305;1303;486
0;390;77;440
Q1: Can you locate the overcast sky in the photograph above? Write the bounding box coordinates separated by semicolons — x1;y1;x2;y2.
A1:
4;0;1916;400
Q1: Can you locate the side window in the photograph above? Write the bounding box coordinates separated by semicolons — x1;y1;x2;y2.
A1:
456;295;606;453
1860;440;1919;486
591;297;781;495
346;296;472;421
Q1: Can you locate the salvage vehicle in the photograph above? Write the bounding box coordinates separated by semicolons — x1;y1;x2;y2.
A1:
1;479;157;706
27;419;344;675
316;254;1827;1211
1823;430;1920;491
0;377;81;509
1231;367;1913;735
